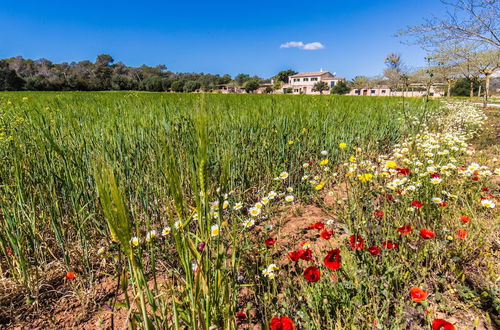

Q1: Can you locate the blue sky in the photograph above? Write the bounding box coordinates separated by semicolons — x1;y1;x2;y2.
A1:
0;0;446;79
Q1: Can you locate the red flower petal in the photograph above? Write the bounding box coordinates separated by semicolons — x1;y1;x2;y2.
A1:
410;286;428;303
265;238;277;246
368;245;381;255
303;266;321;282
432;319;455;330
397;224;413;236
270;316;296;330
324;249;341;270
320;229;334;240
348;235;364;250
420;228;435;239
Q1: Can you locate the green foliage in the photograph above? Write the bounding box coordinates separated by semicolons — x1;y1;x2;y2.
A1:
331;81;350;95
0;92;452;328
451;78;483;96
244;80;260;93
0;67;25;91
312;81;329;94
0;55;265;93
274;69;298;83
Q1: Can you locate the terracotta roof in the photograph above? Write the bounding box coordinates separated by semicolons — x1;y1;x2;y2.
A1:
289;71;334;78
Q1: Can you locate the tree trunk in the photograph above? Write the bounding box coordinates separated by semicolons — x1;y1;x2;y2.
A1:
447;80;452;97
477;84;481;100
484;73;491;106
469;80;474;100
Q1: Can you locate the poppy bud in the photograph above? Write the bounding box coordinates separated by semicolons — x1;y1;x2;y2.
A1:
197;242;206;253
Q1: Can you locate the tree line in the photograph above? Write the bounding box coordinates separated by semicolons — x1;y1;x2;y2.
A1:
0;54;268;92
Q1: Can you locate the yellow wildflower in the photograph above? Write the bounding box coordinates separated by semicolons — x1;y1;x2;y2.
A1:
315;181;326;190
385;161;397;168
358;173;373;183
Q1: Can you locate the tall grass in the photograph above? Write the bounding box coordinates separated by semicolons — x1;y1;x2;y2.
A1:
0;92;443;327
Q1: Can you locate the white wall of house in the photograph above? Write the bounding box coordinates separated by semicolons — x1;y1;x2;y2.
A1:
286;73;343;94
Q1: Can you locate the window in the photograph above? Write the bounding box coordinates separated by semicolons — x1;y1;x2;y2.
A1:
381;90;386;94
371;90;376;94
330;81;336;87
311;77;318;81
354;90;359;94
303;78;309;82
293;78;300;82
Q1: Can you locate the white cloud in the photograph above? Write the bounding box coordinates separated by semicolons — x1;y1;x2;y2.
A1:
280;41;325;50
302;42;325;50
280;41;305;48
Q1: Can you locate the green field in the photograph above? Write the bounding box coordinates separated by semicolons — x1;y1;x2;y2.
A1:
0;92;496;329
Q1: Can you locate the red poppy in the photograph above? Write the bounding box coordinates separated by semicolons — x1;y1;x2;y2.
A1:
368;245;381;255
410;286;428;303
349;235;365;250
382;241;398;249
373;210;384;218
432;319;455;330
439;201;448;207
472;176;479;181
331;274;338;280
397;224;413;236
430;173;440;178
386;194;394;200
270;316;296;330
420;228;435;239
303;266;321;282
300;248;313;261
397;168;410;176
66;272;75;280
320;229;334;240
308;161;313;165
397;189;403;195
309;222;325;230
412;200;423;208
480;196;487;200
6;248;12;256
265;238;277;246
460;216;471;223
456;229;467;239
324;249;341;270
236;312;247;322
288;250;304;262
481;187;488;191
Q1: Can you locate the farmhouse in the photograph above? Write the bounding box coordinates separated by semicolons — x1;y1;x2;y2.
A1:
282;70;345;94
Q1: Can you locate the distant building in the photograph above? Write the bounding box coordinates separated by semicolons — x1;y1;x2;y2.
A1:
348;83;446;97
281;70;345;94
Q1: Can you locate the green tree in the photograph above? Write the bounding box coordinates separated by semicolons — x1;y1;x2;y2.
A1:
331;81;350;95
274;69;297;83
451;78;482;96
312;81;329;94
171;80;185;92
244;80;260;93
183;81;201;93
235;73;251;86
0;67;25;90
140;76;164;91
